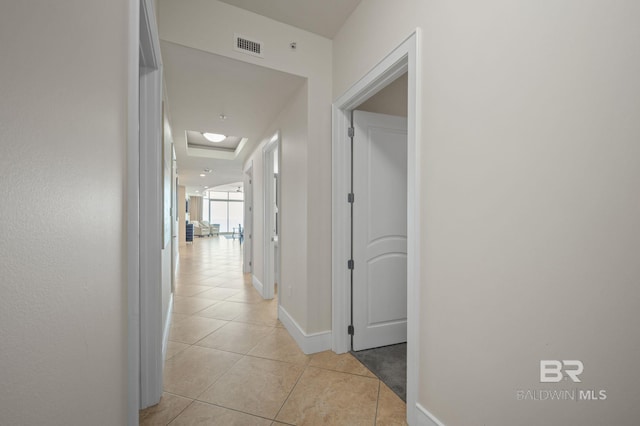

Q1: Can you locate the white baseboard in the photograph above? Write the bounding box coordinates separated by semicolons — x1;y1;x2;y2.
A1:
252;274;263;295
162;293;174;362
278;305;332;354
416;403;445;426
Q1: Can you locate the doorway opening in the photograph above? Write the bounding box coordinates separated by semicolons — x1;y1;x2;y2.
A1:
331;30;421;424
243;163;254;274
349;77;409;400
137;0;164;412
351;79;408;351
261;132;280;301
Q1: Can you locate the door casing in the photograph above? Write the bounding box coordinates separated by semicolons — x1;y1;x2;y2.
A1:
262;132;280;300
138;65;163;410
331;29;421;425
243;162;253;274
129;0;164;420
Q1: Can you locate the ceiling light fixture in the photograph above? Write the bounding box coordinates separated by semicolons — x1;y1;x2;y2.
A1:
203;132;226;143
219;114;227;120
200;174;206;177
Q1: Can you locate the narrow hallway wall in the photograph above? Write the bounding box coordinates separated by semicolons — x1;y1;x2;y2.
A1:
334;1;640;425
244;82;309;327
0;1;130;424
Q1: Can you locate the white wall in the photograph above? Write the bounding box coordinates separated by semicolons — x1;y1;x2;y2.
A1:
159;0;333;334
357;72;408;117
0;1;129;424
334;1;640;425
244;82;309;323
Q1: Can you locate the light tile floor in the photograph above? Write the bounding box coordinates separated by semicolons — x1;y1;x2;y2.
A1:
140;237;407;425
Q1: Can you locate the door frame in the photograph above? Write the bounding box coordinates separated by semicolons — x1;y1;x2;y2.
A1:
262;132;280;300
127;0;140;422
129;0;164;420
331;29;421;425
243;161;253;274
139;60;163;409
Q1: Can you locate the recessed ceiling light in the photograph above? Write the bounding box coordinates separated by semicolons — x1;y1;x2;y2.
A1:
203;132;226;143
204;186;209;189
200;173;206;177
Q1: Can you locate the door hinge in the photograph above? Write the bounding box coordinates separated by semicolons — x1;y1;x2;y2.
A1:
347;193;354;203
347;259;354;270
348;127;355;138
348;325;354;335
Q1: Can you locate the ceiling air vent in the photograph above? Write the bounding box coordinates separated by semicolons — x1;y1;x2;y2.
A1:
234;34;263;58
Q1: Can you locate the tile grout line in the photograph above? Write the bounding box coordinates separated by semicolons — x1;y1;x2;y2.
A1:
373;379;381;426
164;398;196;426
272;356;310;423
305;362;380;379
190;349;244;399
191;395;280;424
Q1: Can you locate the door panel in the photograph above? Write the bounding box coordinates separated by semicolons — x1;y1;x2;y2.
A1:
367;253;407;325
353;110;408;351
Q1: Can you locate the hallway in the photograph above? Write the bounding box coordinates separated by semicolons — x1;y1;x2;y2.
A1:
140;237;407;425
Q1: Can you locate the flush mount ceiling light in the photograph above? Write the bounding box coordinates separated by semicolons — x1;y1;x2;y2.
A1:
199;173;206;177
202;132;226;143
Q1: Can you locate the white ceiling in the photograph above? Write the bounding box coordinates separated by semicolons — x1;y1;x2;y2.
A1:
210;182;244;193
161;40;306;194
186;132;243;151
218;0;362;39
162;0;361;195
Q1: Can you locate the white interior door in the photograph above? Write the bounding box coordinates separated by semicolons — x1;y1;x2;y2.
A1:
352;110;407;351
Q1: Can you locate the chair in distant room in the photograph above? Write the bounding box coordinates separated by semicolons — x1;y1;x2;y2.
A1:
192;220;210;237
232;224;243;244
201;220;216;236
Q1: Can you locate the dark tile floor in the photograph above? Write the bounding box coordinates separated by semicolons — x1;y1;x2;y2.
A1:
352;343;407;402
